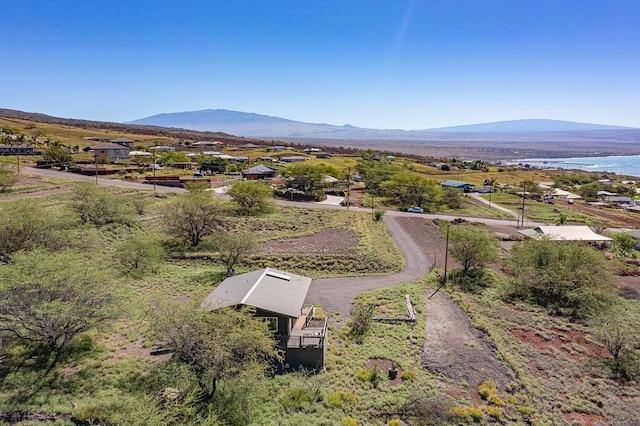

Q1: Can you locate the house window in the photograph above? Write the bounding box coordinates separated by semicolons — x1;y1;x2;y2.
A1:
258;317;278;333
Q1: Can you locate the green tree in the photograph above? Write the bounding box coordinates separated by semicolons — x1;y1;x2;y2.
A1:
503;239;615;318
162;191;226;246
590;306;640;377
442;188;462;209
196;155;228;174
157;151;189;166
448;224;499;276
577;181;600;200
150;304;280;402
0;249;116;354
380;173;442;210
211;231;256;276
355;160;395;193
348;303;376;343
0;163;18;192
612;233;637;258
283;163;337;195
115;231;166;276
70;183;135;226
0;199;67;263
42;144;73;168
226;180;275;215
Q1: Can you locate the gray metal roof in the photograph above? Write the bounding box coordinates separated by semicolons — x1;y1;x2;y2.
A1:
518;226;612;241
242;164;278;174
201;268;312;318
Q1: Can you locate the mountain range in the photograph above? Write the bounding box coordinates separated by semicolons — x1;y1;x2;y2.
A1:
128;109;634;140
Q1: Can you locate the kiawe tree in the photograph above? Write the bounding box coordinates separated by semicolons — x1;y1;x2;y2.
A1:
162;191;226;246
503;239;615;318
150;304;280;402
0;249;116;355
380;173;442;210
226;179;275;215
448;223;499;277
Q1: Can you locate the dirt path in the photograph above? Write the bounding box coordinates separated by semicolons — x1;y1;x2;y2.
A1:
422;292;511;393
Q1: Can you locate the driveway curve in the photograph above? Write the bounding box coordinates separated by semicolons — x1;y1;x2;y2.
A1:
304;213;437;323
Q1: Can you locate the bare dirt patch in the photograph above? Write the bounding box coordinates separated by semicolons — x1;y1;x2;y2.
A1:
512;328;609;362
364;358;404;387
258;228;358;255
614;275;640;300
105;333;155;364
422;292;512;398
563;412;610;426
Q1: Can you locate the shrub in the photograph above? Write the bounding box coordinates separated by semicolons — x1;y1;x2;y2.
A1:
356;369;372;382
468;406;484;422
373;209;385;221
369;365;386;389
487;393;505;407
484;405;503;419
388;419;402;426
348;303;376;343
279;388;312;412
340;417;357;426
503;239;616;318
450;406;470;419
401;369;417;381
518;406;535;415
326;391;356;409
477;380;498;400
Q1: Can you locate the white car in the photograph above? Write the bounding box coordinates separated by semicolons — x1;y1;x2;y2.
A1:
406;207;424;213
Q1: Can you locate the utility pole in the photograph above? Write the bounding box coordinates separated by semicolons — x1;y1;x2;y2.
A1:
520;182;527;227
429;223;449;299
94;151;98;185
345;167;350;210
153;151;157;192
371;191;375;219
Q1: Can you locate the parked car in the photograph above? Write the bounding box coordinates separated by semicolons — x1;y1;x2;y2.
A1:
406;207;424;213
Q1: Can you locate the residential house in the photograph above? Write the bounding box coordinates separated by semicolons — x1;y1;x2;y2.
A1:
607;196;633;206
201;268;327;370
237;143;260;150
91;143;131;162
173;162;199;170
0;144;36;155
149;145;176;152
518;225;612;242
242;164;278;180
280;156;307;163
110;137;135;148
439;180;475;192
193;141;224;147
83;136;111;143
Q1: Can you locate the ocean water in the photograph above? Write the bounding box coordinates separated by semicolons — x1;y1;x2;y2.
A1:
507;154;640;179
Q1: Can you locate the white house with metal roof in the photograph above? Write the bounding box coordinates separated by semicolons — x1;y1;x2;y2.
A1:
202;268;327;370
518;226;612;242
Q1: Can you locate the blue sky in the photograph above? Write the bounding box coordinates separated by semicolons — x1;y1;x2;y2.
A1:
2;0;639;129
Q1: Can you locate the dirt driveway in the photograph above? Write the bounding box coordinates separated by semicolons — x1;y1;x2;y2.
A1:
304;215;447;323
